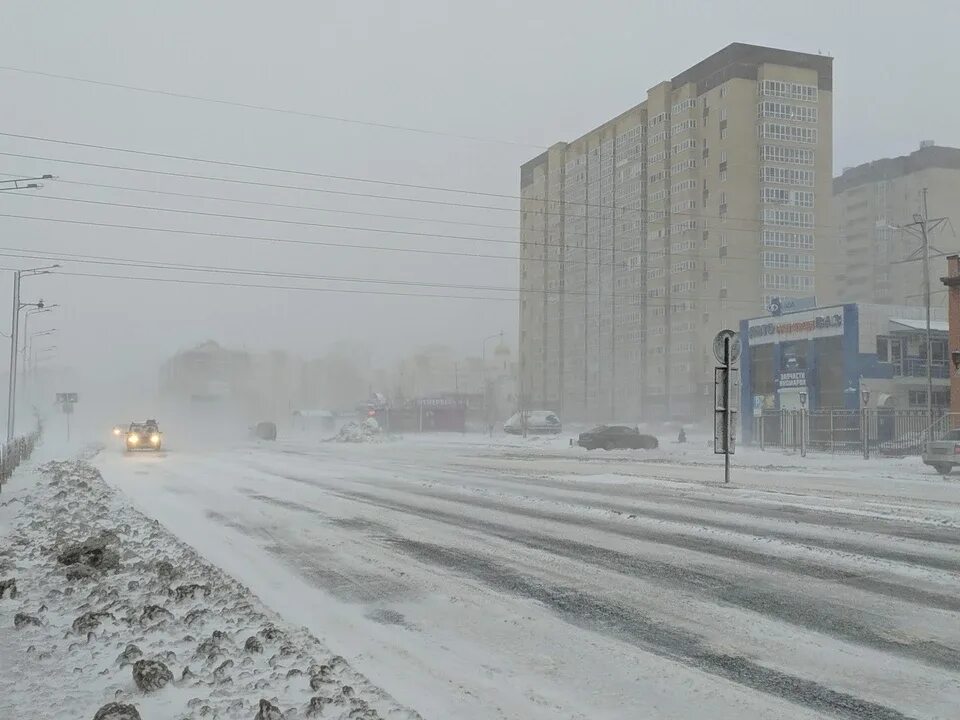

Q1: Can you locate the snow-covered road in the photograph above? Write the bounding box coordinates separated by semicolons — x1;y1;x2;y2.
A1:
95;436;960;720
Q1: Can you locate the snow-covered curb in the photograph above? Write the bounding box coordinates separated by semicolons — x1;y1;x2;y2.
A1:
0;453;422;720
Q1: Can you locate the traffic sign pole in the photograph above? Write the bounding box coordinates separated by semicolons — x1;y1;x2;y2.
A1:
724;337;731;485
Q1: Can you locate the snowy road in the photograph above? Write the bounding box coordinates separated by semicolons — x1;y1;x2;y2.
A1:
96;436;960;720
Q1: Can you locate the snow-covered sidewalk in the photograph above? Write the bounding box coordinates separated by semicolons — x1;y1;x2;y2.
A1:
0;450;421;720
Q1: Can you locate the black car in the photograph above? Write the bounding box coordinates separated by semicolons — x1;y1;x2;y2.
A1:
577;425;658;451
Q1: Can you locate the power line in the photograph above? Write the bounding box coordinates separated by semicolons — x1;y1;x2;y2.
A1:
0;130;532;202
2;191;853;271
0;207;850;275
44;178;527;234
0;66;544;150
0;133;848;232
0;245;765;308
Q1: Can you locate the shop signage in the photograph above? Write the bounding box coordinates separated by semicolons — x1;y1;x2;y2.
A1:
747;307;844;346
776;370;808;389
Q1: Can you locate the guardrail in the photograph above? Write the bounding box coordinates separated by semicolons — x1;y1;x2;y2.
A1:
0;425;42;485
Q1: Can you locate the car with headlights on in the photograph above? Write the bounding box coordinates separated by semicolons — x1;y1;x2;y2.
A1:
125;421;163;452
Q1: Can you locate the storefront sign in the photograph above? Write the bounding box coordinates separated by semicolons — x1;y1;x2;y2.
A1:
776;370;808;389
747;307;844;346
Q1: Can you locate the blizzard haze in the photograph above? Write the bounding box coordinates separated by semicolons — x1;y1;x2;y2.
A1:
1;0;959;428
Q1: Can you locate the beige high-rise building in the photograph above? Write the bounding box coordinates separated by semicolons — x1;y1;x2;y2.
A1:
519;43;833;421
831;143;960;308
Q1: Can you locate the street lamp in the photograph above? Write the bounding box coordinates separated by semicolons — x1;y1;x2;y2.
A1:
22;305;58;385
798;391;807;407
0;175;53;192
7;264;60;441
861;388;871;407
26;328;56;380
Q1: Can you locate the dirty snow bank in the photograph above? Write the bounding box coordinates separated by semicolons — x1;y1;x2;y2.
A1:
0;454;422;720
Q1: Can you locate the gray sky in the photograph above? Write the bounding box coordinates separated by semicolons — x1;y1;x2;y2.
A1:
2;0;959;393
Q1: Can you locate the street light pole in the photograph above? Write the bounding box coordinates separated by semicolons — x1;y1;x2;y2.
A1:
6;271;20;442
6;265;59;441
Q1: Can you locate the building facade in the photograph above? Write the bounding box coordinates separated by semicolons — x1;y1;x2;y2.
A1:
739;303;948;443
832;143;960;307
519;43;833;421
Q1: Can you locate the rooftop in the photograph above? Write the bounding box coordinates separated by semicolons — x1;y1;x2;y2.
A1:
834;144;960;194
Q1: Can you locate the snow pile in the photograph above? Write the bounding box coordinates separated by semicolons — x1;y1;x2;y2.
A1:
332;417;381;444
0;456;421;720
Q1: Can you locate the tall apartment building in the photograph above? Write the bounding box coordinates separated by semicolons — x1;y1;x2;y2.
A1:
519;43;833;421
832;143;960;307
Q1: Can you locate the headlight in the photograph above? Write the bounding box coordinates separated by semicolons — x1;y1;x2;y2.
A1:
127;434;139;444
150;434;160;444
113;427;121;436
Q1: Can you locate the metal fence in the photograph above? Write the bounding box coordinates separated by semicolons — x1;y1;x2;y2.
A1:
752;409;955;456
0;425;42;485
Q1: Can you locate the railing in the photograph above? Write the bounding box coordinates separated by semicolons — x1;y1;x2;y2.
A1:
752;408;954;456
0;425;42;484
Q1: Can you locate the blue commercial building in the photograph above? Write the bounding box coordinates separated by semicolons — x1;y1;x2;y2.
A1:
739;303;947;443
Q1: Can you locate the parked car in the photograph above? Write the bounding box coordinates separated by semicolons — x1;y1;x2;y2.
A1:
577;425;658;451
503;410;561;435
877;430;929;457
921;428;960;474
253;421;277;441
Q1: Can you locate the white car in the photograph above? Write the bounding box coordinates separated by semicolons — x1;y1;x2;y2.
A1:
503;410;561;435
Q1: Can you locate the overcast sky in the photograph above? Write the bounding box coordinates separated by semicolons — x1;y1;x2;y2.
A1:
1;0;959;396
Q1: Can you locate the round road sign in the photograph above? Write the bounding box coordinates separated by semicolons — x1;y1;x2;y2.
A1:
713;329;741;364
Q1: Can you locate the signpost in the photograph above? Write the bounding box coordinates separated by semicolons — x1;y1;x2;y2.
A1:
55;393;78;441
713;330;740;484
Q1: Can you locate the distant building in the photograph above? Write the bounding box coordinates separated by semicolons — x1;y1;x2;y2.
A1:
831;143;960;306
520;43;833;422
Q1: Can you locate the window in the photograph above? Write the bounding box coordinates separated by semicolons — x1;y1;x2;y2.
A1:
648;112;666;127
762;251;815;270
760;79;818;102
671;98;697;114
757;101;818;123
650;188;667;202
671;200;696;213
671;219;698;234
720;128;727;141
648;130;666;146
759;123;818;144
762;273;816;291
763;209;814;228
761;166;815;186
719;86;726;98
673;260;696;272
762;230;815;249
671;119;698;135
761;145;815;165
720;169;728;183
720;150;727;163
649;150;666;164
761;188;815;207
671;179;697;193
671;158;698;174
672;138;697;155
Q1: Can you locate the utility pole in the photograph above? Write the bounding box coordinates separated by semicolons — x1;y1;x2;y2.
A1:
901;188;948;426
